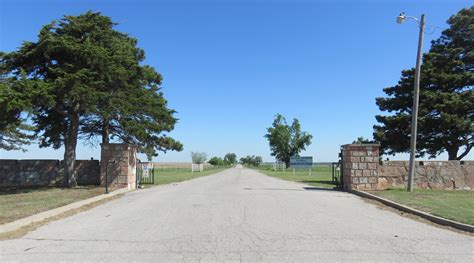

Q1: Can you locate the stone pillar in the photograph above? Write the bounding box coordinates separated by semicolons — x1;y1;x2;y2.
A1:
342;144;380;191
100;143;137;191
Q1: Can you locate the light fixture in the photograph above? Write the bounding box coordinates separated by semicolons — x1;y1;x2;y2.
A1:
396;12;406;24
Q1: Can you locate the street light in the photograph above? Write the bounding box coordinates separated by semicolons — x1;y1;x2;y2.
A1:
396;12;426;192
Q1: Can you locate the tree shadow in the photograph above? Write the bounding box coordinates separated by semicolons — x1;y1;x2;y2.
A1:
0;185;95;195
300;180;336;185
0;186;54;195
243;187;341;192
299;180;342;191
302;187;341;192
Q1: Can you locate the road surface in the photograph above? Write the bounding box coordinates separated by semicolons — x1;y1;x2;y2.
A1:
1;167;473;262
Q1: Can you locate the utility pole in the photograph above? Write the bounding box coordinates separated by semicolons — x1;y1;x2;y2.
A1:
406;14;425;192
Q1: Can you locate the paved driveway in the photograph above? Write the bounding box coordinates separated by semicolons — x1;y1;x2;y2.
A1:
1;167;473;262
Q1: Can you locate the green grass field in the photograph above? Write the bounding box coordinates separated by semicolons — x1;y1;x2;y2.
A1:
143;166;230;186
0;186;104;224
370;188;474;225
256;164;336;189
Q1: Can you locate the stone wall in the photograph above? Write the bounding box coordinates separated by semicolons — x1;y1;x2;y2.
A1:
100;143;137;190
378;160;474;190
340;144;474;191
341;144;380;191
0;159;99;187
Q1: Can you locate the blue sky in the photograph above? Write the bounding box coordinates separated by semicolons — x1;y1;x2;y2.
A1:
1;0;472;162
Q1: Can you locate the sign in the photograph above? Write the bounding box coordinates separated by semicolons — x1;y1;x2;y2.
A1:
290;156;313;169
142;162;152;178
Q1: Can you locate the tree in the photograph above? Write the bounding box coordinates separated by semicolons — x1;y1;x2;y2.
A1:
240;155;263;167
0;61;36;151
352;137;375;144
374;7;473;160
2;12;182;186
254;156;263;167
239;156;251;166
208;156;224;166
80;58;183;160
223;153;237;165
191;152;207;164
264;114;312;167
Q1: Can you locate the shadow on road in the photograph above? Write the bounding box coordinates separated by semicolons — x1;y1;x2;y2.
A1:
302;187;341;192
243;187;341;192
300;180;334;185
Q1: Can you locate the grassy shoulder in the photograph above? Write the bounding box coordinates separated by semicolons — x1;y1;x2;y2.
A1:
369;188;474;225
255;165;336;189
0;186;104;225
147;166;230;186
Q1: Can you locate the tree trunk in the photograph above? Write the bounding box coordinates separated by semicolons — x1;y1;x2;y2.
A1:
101;118;109;144
64;112;79;188
447;147;459;161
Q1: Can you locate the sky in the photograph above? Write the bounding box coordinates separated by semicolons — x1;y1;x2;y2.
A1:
1;0;473;162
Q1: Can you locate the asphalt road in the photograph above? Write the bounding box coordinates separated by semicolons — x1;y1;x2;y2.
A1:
1;167;473;262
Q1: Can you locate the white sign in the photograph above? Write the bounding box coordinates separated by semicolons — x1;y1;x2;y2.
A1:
142;163;150;178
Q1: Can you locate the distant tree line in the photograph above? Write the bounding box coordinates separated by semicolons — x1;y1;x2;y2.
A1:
208;153;263;167
208;153;237;166
240;155;263;167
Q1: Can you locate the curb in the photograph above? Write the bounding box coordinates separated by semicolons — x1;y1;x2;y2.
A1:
0;187;130;234
349;189;474;233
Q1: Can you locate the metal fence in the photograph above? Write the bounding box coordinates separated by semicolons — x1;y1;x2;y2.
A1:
137;162;155;185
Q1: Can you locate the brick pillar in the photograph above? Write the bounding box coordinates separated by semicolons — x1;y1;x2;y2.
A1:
100;143;137;191
342;144;380;191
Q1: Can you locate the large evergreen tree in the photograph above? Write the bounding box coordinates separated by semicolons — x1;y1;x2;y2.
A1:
374;7;473;160
80;58;183;160
0;59;36;151
2;12;182;186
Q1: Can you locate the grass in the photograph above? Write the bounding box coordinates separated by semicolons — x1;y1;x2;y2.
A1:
144;166;230;186
0;192;123;240
0;186;104;225
255;164;337;189
369;188;474;225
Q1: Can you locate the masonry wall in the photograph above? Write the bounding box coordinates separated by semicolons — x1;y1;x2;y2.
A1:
378;160;474;190
100;143;137;190
342;144;380;191
0;159;100;187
